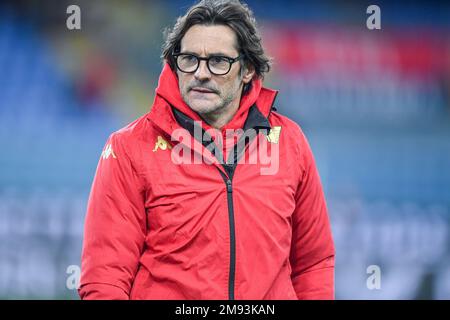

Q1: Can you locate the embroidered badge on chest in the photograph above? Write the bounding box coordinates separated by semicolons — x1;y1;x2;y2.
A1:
266;126;282;144
153;136;172;152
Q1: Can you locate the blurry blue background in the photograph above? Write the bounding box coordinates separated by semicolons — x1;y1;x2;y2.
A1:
0;0;449;299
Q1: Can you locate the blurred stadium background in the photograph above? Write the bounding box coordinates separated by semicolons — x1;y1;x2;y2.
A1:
0;0;449;299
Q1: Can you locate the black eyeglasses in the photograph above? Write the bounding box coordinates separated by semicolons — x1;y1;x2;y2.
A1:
173;53;243;76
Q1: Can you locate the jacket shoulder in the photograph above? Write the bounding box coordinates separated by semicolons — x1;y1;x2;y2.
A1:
269;111;308;143
103;113;158;173
108;113;156;149
268;111;313;171
113;113;149;139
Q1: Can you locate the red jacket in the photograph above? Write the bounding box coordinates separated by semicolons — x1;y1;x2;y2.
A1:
79;64;335;300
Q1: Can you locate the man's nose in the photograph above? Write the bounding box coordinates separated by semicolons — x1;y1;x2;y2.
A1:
194;60;212;81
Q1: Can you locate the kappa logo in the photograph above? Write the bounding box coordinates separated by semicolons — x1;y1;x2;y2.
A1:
101;144;116;160
153;136;172;152
266;126;281;144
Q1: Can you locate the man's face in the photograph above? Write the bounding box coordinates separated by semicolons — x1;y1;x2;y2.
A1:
176;24;253;116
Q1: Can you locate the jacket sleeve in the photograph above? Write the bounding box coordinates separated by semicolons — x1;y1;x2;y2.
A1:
79;132;147;300
289;127;335;300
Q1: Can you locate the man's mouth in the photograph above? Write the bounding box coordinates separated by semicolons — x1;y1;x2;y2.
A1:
190;87;216;94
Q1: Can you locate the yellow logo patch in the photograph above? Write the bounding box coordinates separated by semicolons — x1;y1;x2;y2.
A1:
266;126;282;144
153;136;172;152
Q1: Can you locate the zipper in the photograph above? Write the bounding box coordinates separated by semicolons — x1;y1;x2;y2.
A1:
218;119;270;300
225;177;235;300
218;167;236;300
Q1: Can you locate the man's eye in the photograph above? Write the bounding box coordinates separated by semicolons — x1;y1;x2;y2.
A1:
181;55;196;63
210;56;227;65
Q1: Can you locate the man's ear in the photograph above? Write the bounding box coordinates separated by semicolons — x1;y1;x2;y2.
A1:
242;64;255;84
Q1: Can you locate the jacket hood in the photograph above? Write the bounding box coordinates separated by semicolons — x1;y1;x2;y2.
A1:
150;63;278;134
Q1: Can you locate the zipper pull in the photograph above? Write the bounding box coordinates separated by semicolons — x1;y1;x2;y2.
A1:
226;179;232;193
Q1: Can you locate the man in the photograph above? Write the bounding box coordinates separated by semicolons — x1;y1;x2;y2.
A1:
79;0;335;300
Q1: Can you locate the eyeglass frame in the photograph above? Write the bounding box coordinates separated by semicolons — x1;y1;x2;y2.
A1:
172;53;243;76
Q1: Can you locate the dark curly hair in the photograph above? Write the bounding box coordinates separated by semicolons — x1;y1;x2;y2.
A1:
161;0;271;80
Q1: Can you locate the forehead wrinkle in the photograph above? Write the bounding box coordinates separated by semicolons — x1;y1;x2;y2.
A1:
180;25;239;57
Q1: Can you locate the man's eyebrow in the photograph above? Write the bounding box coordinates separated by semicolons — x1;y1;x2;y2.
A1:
179;51;234;57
